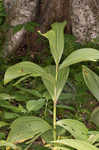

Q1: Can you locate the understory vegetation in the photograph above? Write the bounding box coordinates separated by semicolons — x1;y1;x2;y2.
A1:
0;4;99;150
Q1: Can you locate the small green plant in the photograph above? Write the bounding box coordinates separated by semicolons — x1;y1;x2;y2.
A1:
82;65;99;127
2;21;99;150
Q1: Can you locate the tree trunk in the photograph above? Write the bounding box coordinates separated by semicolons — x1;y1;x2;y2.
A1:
3;0;39;57
3;0;99;56
70;0;99;43
38;0;71;33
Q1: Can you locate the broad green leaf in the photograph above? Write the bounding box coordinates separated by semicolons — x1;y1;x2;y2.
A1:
59;93;74;101
0;121;9;128
13;74;32;86
3;111;19;120
52;139;98;150
0;93;13;100
16;86;42;98
7;116;51;144
42;75;55;100
26;99;45;112
57;119;88;140
18;104;27;113
82;65;99;101
0;140;19;150
91;107;99;127
42;66;69;100
56;105;75;111
0;100;21;113
88;131;99;136
56;67;69;100
60;48;99;69
42;66;56;100
42;126;66;143
4;61;45;85
43;91;51;100
12;92;30;101
40;21;66;65
41;129;54;143
88;132;99;144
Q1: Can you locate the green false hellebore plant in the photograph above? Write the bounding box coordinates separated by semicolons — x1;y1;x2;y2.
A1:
3;21;99;150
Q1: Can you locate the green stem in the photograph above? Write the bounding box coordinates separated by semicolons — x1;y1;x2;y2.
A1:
53;99;57;141
53;64;58;150
56;64;58;81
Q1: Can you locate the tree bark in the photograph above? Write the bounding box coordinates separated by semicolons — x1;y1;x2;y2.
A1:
3;0;39;57
38;0;71;33
70;0;99;43
3;0;99;56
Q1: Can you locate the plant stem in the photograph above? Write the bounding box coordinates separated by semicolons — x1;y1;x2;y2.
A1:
56;64;58;81
53;64;58;150
53;99;57;141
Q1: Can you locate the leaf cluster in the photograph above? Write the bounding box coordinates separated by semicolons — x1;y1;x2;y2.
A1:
0;22;99;150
